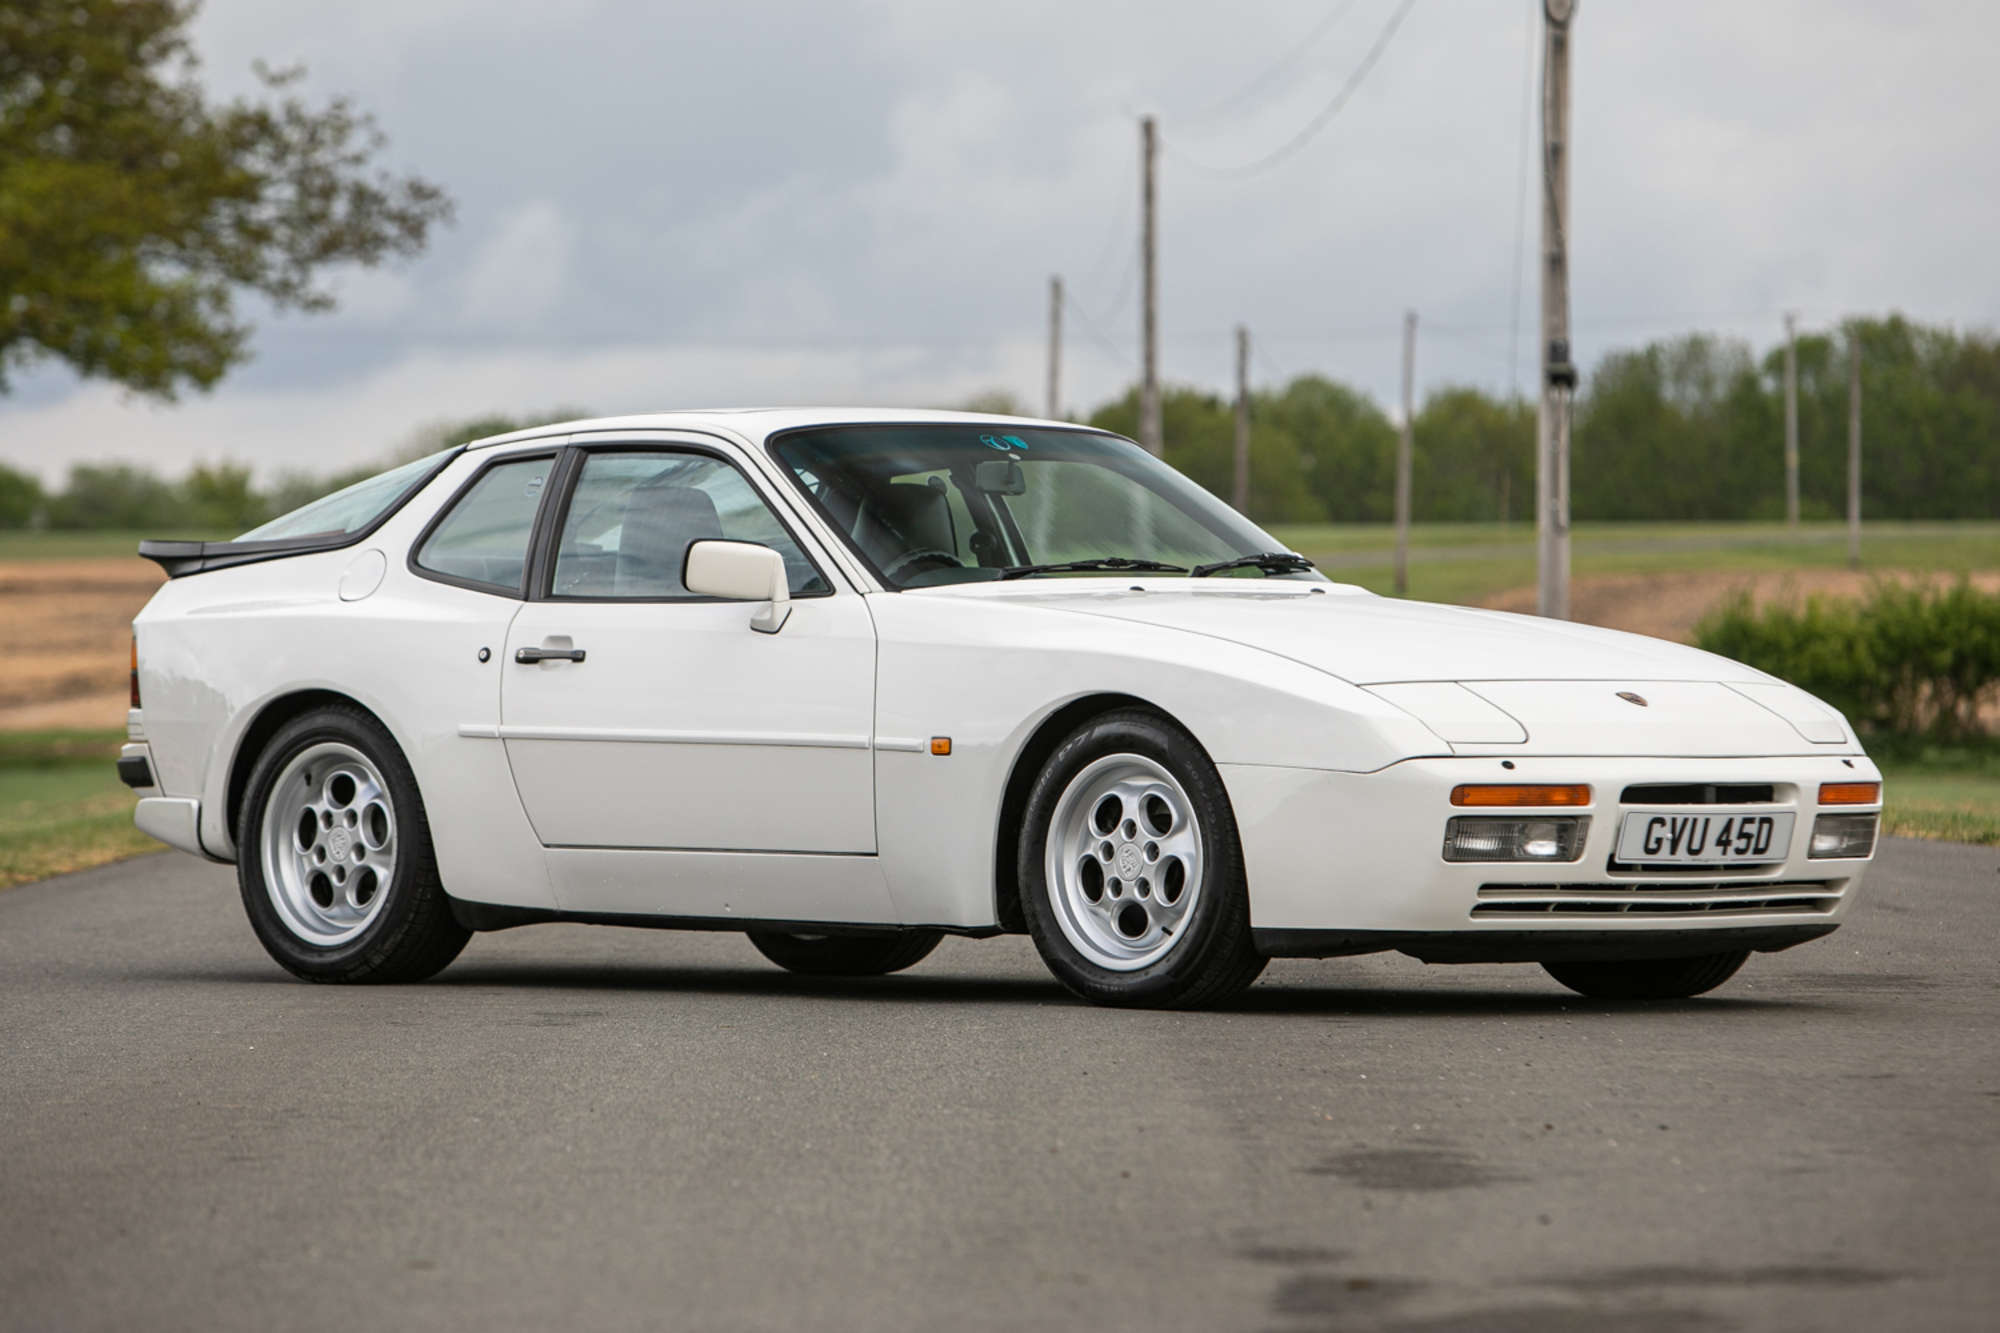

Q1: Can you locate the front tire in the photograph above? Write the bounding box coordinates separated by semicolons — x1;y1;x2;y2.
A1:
1541;950;1750;1000
747;930;943;976
237;705;470;983
1018;709;1265;1009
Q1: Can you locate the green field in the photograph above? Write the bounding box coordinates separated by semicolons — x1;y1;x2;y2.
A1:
0;529;228;561
0;732;159;889
1268;519;2000;604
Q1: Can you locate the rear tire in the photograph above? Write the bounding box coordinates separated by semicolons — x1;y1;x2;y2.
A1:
1541;950;1750;1000
747;929;943;976
237;704;470;983
1018;709;1266;1009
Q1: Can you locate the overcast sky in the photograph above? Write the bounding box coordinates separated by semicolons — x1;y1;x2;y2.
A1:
5;0;1996;482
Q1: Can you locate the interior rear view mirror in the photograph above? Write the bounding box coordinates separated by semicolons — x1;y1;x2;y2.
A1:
974;458;1026;496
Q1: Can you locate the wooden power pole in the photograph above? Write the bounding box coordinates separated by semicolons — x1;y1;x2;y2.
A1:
1536;0;1577;620
1784;311;1800;528
1395;310;1416;596
1848;335;1862;568
1233;326;1251;514
1046;275;1063;420
1139;116;1162;456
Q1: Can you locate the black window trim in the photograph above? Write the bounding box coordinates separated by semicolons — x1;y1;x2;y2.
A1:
532;439;835;605
139;447;464;579
407;446;567;599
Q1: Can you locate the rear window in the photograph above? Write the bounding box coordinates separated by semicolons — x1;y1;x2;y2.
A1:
236;448;458;543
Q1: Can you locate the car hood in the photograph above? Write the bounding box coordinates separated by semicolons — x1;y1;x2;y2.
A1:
953;583;1764;687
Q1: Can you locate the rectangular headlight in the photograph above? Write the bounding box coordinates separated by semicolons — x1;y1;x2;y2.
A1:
1809;812;1877;859
1443;816;1591;863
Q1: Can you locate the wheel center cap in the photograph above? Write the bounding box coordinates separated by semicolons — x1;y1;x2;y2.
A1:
328;827;352;861
1116;843;1143;880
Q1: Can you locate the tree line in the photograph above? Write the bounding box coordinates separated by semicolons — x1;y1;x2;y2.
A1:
0;414;556;534
3;315;1994;533
1086;314;1998;524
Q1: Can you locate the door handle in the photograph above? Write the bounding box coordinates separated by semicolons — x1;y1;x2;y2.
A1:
515;646;586;664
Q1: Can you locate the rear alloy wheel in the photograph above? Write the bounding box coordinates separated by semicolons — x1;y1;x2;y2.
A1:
1019;710;1265;1009
238;705;469;983
747;930;943;976
1541;950;1750;1000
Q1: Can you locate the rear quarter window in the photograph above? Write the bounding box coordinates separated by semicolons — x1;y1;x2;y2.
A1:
412;455;555;595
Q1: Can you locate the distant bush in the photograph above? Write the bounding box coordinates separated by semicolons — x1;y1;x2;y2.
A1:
1696;580;2000;739
0;462;41;527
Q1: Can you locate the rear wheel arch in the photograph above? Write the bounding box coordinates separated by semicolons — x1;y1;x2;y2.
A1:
992;692;1215;933
227;690;396;845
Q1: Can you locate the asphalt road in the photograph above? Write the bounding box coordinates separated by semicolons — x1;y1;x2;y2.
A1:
3;839;1996;1333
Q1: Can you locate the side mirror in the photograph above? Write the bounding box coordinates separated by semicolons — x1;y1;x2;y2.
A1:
684;540;791;634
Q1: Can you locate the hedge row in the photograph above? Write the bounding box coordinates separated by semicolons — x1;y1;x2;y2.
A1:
1695;580;2000;740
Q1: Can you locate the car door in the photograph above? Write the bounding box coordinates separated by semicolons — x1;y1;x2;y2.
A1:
499;440;880;883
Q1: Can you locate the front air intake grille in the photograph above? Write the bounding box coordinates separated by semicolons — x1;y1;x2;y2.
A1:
1472;880;1842;918
1619;783;1777;805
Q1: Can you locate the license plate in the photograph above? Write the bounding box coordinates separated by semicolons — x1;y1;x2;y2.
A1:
1615;809;1795;865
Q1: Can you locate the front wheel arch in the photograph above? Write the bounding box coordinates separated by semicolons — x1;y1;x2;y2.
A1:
991;692;1186;934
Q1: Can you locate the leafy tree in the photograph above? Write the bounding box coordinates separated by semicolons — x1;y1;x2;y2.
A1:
956;390;1028;416
1087;385;1327;523
44;462;179;529
0;462;43;527
180;460;265;532
1412;387;1534;522
1258;375;1397;523
0;0;452;397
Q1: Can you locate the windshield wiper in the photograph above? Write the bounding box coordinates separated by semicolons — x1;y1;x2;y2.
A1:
1188;551;1316;578
997;557;1190;581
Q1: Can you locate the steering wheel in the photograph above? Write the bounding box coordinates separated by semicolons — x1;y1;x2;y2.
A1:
881;548;962;582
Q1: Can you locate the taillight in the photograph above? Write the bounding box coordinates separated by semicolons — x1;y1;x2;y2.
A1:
130;636;141;709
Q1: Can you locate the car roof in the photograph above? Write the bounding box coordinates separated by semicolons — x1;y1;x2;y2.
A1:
463;407;1102;451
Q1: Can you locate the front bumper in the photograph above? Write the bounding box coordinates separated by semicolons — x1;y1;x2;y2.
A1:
1223;753;1881;947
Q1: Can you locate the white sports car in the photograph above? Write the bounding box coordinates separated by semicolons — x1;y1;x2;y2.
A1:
123;409;1882;1008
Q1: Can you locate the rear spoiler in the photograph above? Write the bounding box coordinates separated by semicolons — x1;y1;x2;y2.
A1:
138;537;345;578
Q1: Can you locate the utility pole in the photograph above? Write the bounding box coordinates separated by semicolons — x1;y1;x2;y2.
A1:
1536;0;1577;620
1139;115;1162;456
1046;275;1063;420
1848;335;1862;568
1784;311;1800;528
1395;310;1416;597
1233;326;1251;514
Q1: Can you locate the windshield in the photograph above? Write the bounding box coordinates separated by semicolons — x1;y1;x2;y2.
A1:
235;448;457;543
769;424;1314;588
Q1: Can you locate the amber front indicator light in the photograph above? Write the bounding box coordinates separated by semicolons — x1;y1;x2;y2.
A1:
1450;784;1591;808
129;636;140;708
1818;782;1880;806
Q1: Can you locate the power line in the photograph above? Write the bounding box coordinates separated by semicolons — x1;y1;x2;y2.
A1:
1192;0;1363;126
1166;0;1421;181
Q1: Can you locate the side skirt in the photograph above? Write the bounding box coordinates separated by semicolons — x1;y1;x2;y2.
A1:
447;896;1003;940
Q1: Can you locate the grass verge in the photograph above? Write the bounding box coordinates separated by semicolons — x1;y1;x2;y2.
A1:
0;730;159;889
1874;740;2000;846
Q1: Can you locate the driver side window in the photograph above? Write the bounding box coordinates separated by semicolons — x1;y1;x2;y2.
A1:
550;451;828;599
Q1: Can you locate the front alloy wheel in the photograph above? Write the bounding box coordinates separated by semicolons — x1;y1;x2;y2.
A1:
1019;709;1265;1008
